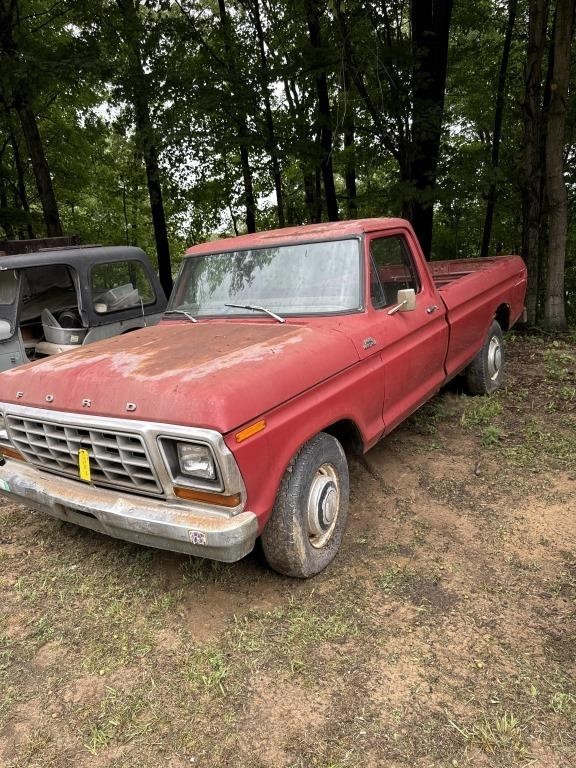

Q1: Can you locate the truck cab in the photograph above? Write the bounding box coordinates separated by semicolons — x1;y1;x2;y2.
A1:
0;245;167;371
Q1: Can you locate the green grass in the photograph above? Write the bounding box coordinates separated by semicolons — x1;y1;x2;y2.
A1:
449;711;530;757
188;646;230;693
543;346;576;382
377;567;415;595
84;685;158;755
406;397;454;435
503;421;576;469
230;596;360;674
549;691;576;716
460;396;503;428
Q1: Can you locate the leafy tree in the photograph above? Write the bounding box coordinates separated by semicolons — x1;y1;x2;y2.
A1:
0;0;65;236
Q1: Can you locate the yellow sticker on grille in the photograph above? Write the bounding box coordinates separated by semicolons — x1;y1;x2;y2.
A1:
78;448;91;482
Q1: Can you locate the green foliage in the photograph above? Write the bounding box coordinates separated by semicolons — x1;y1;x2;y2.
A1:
0;0;573;306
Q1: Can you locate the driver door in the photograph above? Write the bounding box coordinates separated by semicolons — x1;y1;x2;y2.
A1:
368;232;449;432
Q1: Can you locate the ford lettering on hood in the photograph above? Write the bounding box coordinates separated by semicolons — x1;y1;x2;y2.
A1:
0;321;360;432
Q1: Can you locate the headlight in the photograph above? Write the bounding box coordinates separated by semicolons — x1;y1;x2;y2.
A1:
158;437;222;489
177;443;216;480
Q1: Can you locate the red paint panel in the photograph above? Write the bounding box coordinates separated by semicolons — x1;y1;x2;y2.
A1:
225;353;387;530
0;321;360;433
438;256;527;378
185;218;408;256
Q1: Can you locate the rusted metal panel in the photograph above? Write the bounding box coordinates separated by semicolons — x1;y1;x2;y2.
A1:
0;320;360;433
0;235;81;254
185;217;408;257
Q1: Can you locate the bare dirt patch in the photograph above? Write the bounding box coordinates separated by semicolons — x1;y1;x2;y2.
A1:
1;333;575;767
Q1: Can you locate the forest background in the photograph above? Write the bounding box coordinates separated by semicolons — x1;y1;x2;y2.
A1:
0;0;574;329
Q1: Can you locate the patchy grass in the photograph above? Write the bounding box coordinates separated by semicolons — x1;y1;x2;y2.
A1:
460;396;503;428
0;333;575;767
84;684;158;755
449;711;530;757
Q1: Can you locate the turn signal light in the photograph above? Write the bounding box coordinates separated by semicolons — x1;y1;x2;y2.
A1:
235;419;266;443
0;446;24;461
173;486;241;507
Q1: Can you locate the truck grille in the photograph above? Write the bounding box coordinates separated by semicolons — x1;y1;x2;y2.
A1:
6;415;163;496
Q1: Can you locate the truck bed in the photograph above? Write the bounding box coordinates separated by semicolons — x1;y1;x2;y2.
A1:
429;257;515;289
428;254;526;381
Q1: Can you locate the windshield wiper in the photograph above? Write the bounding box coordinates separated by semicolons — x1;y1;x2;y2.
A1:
224;303;285;324
163;309;198;323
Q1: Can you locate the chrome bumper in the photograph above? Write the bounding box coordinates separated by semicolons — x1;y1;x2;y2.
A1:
0;460;258;562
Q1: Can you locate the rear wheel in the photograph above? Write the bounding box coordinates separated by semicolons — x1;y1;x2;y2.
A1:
465;320;504;395
261;432;349;578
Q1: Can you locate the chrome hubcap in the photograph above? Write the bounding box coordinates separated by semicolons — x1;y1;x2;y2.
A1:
487;336;502;381
307;463;340;549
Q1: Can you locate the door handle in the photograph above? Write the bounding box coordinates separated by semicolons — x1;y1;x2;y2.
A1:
426;305;439;314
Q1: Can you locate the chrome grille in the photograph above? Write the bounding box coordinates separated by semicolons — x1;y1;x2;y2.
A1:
6;415;162;495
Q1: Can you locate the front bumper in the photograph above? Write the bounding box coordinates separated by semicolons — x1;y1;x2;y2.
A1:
0;460;258;562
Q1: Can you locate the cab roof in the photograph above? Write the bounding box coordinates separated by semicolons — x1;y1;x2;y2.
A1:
185;218;409;257
0;245;148;271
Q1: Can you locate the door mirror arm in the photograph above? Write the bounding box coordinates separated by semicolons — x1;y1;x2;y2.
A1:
387;288;416;315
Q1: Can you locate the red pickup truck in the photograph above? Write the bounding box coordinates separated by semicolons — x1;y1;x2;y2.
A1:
0;219;526;577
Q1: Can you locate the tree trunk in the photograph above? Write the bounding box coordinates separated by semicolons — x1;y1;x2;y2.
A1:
521;0;550;325
0;0;61;237
239;141;257;233
303;169;322;223
116;0;172;296
252;0;285;227
16;103;62;237
305;0;339;221
140;127;173;295
217;0;257;233
335;2;357;218
0;176;15;239
544;0;574;330
8;121;34;238
342;83;357;219
480;0;518;257
334;0;405;175
409;0;454;260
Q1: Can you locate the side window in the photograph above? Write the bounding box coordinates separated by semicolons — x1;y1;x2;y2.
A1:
369;236;420;310
91;261;155;314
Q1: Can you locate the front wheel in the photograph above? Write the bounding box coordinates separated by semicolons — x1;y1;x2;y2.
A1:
465;320;504;395
261;432;349;578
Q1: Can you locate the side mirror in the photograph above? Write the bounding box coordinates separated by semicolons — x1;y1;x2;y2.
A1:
387;288;416;315
0;319;12;341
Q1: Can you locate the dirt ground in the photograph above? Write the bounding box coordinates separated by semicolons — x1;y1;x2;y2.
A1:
0;332;575;768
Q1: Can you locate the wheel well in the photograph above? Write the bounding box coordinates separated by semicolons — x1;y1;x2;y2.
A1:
495;304;510;331
323;419;364;456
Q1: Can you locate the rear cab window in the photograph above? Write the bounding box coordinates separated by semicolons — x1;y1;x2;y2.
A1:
91;261;156;314
369;235;421;310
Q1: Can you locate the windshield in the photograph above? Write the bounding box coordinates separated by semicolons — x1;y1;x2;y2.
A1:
169;240;362;318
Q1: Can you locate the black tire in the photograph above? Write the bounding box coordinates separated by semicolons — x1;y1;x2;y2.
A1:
465;320;504;395
261;432;349;578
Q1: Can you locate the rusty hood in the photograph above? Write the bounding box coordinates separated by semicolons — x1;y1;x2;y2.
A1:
0;321;359;433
